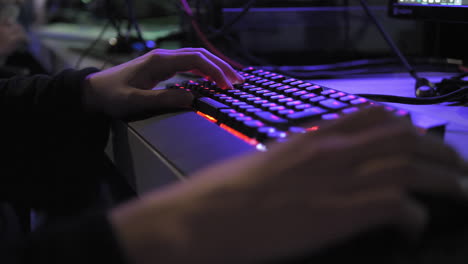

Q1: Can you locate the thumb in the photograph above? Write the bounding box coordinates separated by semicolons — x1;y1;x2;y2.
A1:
124;88;194;121
148;88;195;109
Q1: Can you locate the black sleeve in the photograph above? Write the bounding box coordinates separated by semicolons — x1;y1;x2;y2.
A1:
0;70;129;264
2;209;128;264
27;212;128;264
0;68;111;212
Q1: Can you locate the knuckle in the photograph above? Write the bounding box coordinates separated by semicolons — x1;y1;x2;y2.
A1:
193;47;207;53
148;50;164;61
190;52;206;61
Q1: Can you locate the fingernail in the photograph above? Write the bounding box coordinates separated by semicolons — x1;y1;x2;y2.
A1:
235;73;245;83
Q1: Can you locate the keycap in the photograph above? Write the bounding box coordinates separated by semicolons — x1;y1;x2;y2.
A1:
255;89;271;95
342;107;359;114
309;96;327;103
292;91;308;98
295;104;312;110
286;100;302;106
257;71;270;76
305;85;323;93
242;67;255;72
263;92;279;97
284;88;300;94
255;112;289;127
278;98;294;103
330;92;346;99
340;95;358;102
239;94;255;100
283;78;297;84
232;102;248;110
321;89;337;95
300;93;316;100
266;131;288;141
278;109;295;116
264;73;278;78
247;97;262;102
319;99;348;110
256;127;277;141
287;107;327;122
241;120;265;137
298;83;313;88
261;103;278;109
253;100;270;105
238;105;255;111
261;81;276;87
255;79;269;84
246;108;262;113
350;98;369;105
248;87;263;92
276;85;292;92
227;89;242;94
290;80;304;86
269;83;283;89
322;113;340;120
195;97;229;118
289;126;307;134
217;109;236;123
271;95;286;101
270;75;285;81
269;106;286;112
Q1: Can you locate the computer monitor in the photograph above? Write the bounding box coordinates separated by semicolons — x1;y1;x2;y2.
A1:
389;0;468;22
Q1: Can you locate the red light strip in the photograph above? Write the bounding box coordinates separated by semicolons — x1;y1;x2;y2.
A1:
196;112;258;146
220;124;259;146
306;126;320;132
197;112;218;123
196;113;318;146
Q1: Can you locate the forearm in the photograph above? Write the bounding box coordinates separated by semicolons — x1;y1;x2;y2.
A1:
0;69;111;209
0;68;98;118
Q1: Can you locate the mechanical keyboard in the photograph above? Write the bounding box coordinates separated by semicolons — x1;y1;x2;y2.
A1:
167;67;445;147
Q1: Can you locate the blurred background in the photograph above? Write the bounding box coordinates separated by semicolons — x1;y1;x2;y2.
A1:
0;0;467;78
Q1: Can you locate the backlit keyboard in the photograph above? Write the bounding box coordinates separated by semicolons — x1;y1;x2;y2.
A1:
167;67;412;145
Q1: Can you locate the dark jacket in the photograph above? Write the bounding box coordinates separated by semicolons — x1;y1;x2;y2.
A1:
0;69;127;264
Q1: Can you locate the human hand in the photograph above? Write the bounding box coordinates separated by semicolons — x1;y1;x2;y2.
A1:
84;48;244;121
110;108;468;263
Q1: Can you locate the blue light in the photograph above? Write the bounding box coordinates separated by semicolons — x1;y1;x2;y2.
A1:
132;42;146;52
146;40;157;49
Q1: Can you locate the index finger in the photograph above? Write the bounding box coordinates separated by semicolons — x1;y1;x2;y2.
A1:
165;48;244;84
150;50;235;90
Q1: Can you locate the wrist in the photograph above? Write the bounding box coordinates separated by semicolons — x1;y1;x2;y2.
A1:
82;73;101;115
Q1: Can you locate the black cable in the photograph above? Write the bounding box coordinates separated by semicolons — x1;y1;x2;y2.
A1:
359;0;420;81
124;0;146;46
357;86;468;105
104;0;127;39
75;21;111;69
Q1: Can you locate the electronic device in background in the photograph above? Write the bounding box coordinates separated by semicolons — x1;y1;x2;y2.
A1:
181;0;427;67
358;0;468;103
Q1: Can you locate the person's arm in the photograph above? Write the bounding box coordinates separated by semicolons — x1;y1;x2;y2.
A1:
0;68;112;207
0;48;243;264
